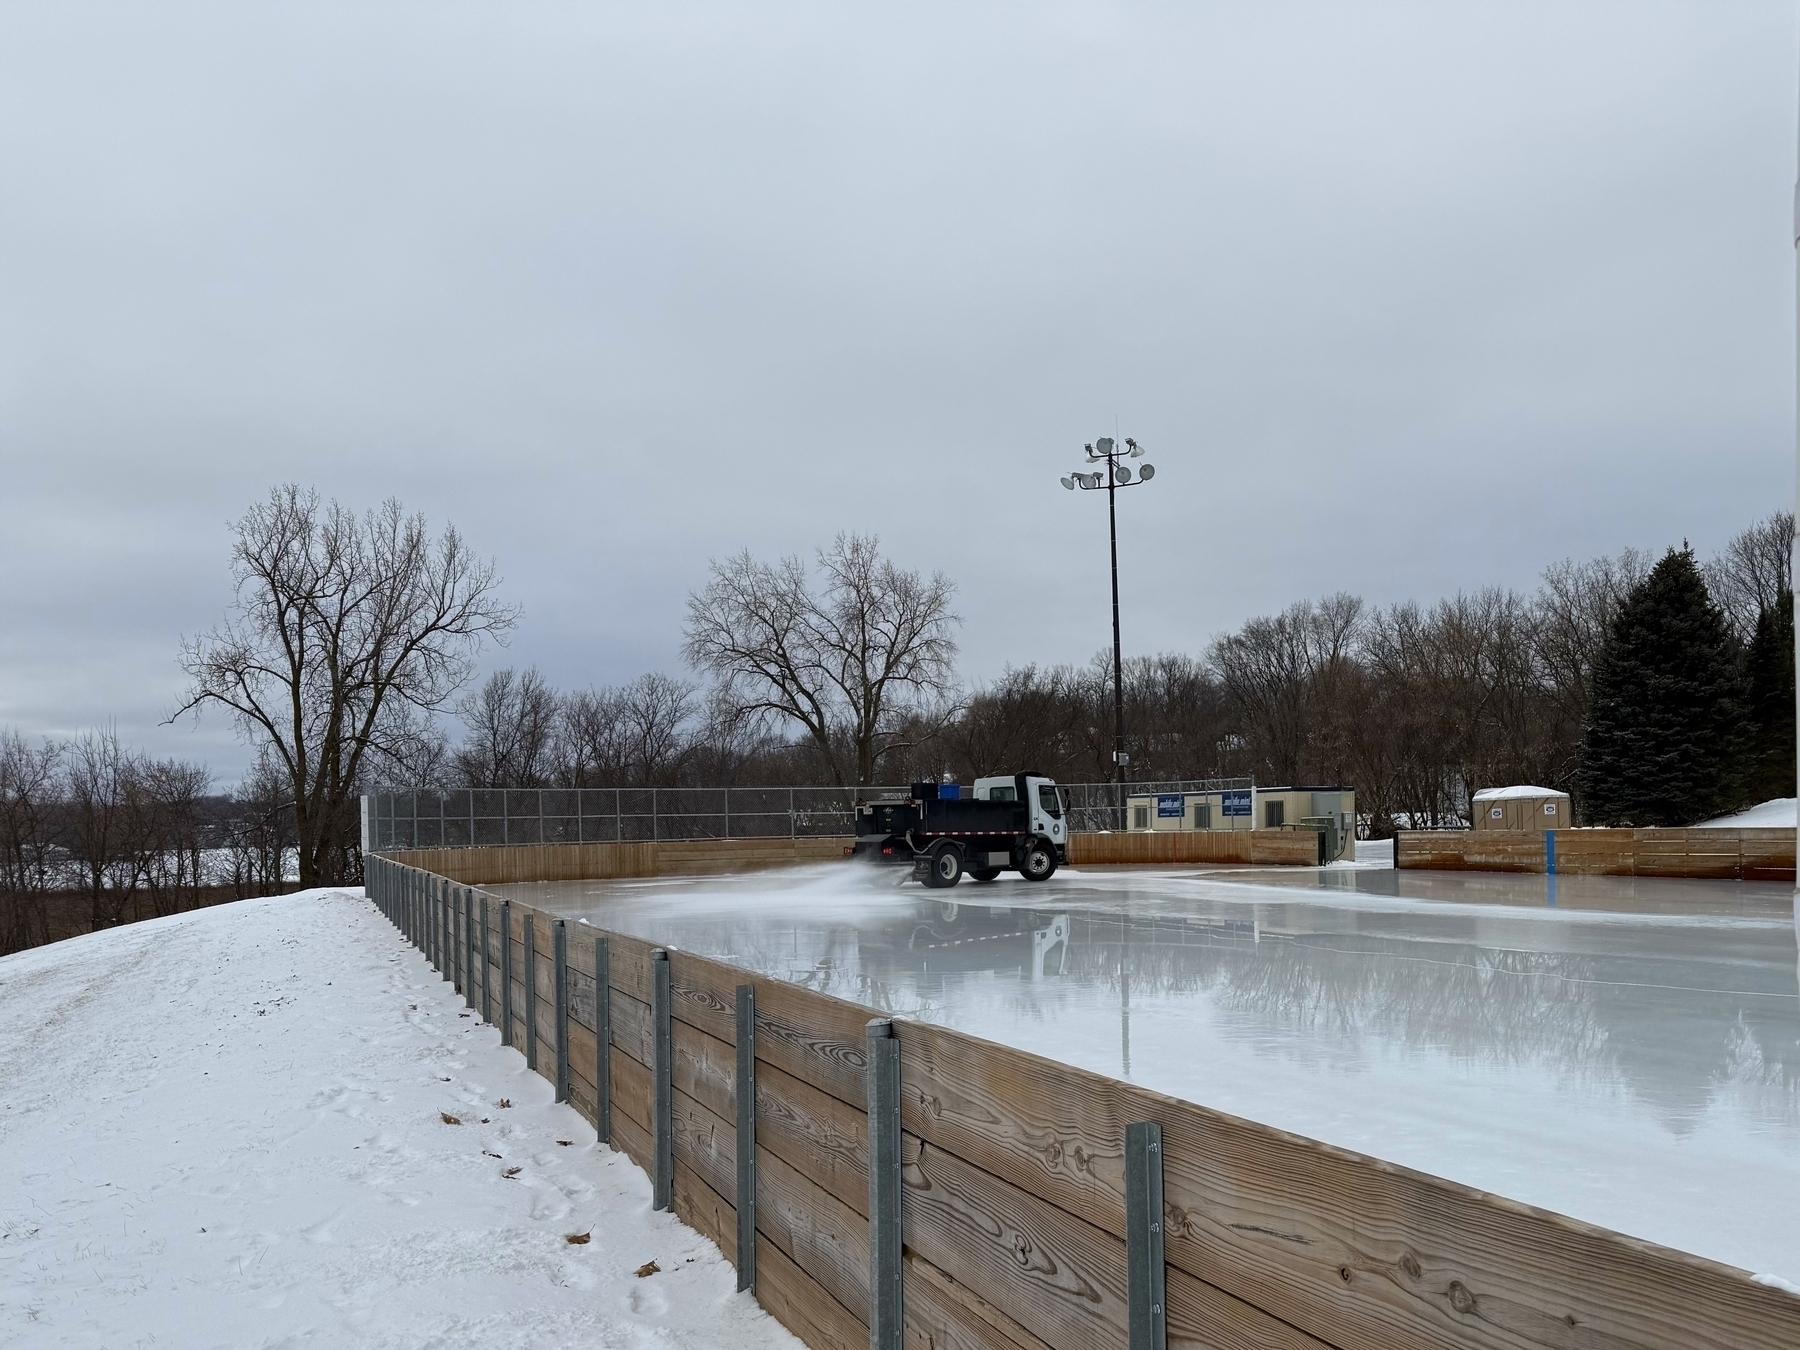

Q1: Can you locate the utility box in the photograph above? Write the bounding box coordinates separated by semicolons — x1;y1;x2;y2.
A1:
1300;816;1339;865
1472;786;1569;832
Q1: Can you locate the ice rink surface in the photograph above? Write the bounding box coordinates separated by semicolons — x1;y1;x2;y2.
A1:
499;855;1800;1285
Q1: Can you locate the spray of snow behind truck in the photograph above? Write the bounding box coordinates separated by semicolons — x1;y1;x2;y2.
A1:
848;774;1069;887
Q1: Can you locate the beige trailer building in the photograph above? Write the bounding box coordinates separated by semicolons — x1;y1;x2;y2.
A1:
1472;785;1570;831
1125;785;1356;861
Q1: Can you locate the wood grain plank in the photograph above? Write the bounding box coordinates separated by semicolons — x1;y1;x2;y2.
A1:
672;1016;737;1123
901;1020;1800;1350
903;1249;1056;1350
610;986;654;1067
611;1034;653;1137
610;1075;654;1175
902;1131;1329;1350
674;1153;738;1263
672;1084;737;1205
758;1133;872;1325
662;950;872;1108
756;1059;870;1219
756;1230;869;1350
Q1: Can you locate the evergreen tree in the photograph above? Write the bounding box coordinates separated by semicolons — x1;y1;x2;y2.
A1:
1578;547;1747;825
1737;589;1795;804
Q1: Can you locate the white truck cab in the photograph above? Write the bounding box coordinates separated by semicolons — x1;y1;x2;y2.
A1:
973;774;1068;851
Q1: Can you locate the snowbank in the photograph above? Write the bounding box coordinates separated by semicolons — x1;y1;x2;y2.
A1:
1696;798;1796;829
1470;784;1565;801
0;889;801;1350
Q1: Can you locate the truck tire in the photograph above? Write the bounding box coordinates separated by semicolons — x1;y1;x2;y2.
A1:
967;866;1001;883
922;843;964;889
1019;840;1057;882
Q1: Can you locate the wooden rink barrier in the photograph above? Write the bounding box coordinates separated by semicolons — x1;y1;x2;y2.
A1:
363;851;1800;1350
389;829;1324;886
1396;827;1796;881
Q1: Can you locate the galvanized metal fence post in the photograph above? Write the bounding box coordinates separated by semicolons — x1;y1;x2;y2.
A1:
453;885;464;992
553;919;570;1103
463;889;475;1009
439;880;451;981
524;916;539;1071
651;948;672;1210
595;938;611;1144
866;1018;902;1350
500;900;514;1047
736;983;757;1291
1126;1121;1167;1350
480;893;492;1024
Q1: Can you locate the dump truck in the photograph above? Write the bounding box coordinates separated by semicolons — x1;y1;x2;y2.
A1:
848;773;1069;887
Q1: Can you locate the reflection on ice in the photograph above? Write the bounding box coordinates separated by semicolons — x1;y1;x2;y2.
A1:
504;863;1800;1282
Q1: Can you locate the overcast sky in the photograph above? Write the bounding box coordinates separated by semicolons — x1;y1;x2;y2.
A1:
2;1;1794;782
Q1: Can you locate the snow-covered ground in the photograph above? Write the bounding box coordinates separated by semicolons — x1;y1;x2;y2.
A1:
1698;797;1797;829
0;889;800;1350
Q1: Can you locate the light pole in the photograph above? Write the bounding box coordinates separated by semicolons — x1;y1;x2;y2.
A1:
1062;436;1157;829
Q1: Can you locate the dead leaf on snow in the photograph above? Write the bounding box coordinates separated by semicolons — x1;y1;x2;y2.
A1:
566;1232;591;1245
498;1098;512;1109
483;1151;503;1159
502;1166;522;1179
480;1117;491;1124
635;1260;660;1278
441;1112;462;1125
556;1139;573;1146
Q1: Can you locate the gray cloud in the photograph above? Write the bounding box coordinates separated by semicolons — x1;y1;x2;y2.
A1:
1;1;1792;781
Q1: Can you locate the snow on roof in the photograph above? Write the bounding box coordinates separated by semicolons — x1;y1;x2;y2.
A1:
1695;798;1796;829
1471;785;1568;802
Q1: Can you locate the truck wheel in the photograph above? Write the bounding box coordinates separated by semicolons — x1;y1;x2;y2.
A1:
1019;841;1057;882
922;844;964;889
968;867;1001;883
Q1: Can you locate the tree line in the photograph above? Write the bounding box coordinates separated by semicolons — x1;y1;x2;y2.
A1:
6;486;1788;905
420;514;1795;837
0;728;295;954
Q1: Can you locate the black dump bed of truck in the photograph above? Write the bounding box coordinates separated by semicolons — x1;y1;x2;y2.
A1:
858;796;1028;841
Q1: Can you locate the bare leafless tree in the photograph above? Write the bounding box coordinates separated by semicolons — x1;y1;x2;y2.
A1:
221;749;297;898
452;667;560;787
176;486;517;885
1534;547;1653;734
616;673;699;785
368;702;452;787
684;534;959;788
0;731;60;952
1208;594;1363;784
62;727;140;929
1705;511;1794;642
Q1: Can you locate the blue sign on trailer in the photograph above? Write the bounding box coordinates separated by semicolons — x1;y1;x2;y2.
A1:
1222;789;1252;817
1156;794;1184;818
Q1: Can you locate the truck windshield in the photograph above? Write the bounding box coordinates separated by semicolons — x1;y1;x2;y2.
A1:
1037;785;1062;818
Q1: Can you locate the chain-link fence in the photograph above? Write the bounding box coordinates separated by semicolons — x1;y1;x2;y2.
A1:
366;777;1257;851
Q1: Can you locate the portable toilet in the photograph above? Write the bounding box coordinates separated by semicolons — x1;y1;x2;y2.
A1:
1472;785;1570;831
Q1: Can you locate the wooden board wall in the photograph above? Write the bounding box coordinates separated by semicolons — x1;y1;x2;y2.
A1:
387;829;1323;886
1396;827;1795;880
387;836;855;885
370;860;1800;1350
1068;830;1320;867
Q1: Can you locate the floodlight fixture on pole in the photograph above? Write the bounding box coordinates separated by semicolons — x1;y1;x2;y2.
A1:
1061;435;1158;828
